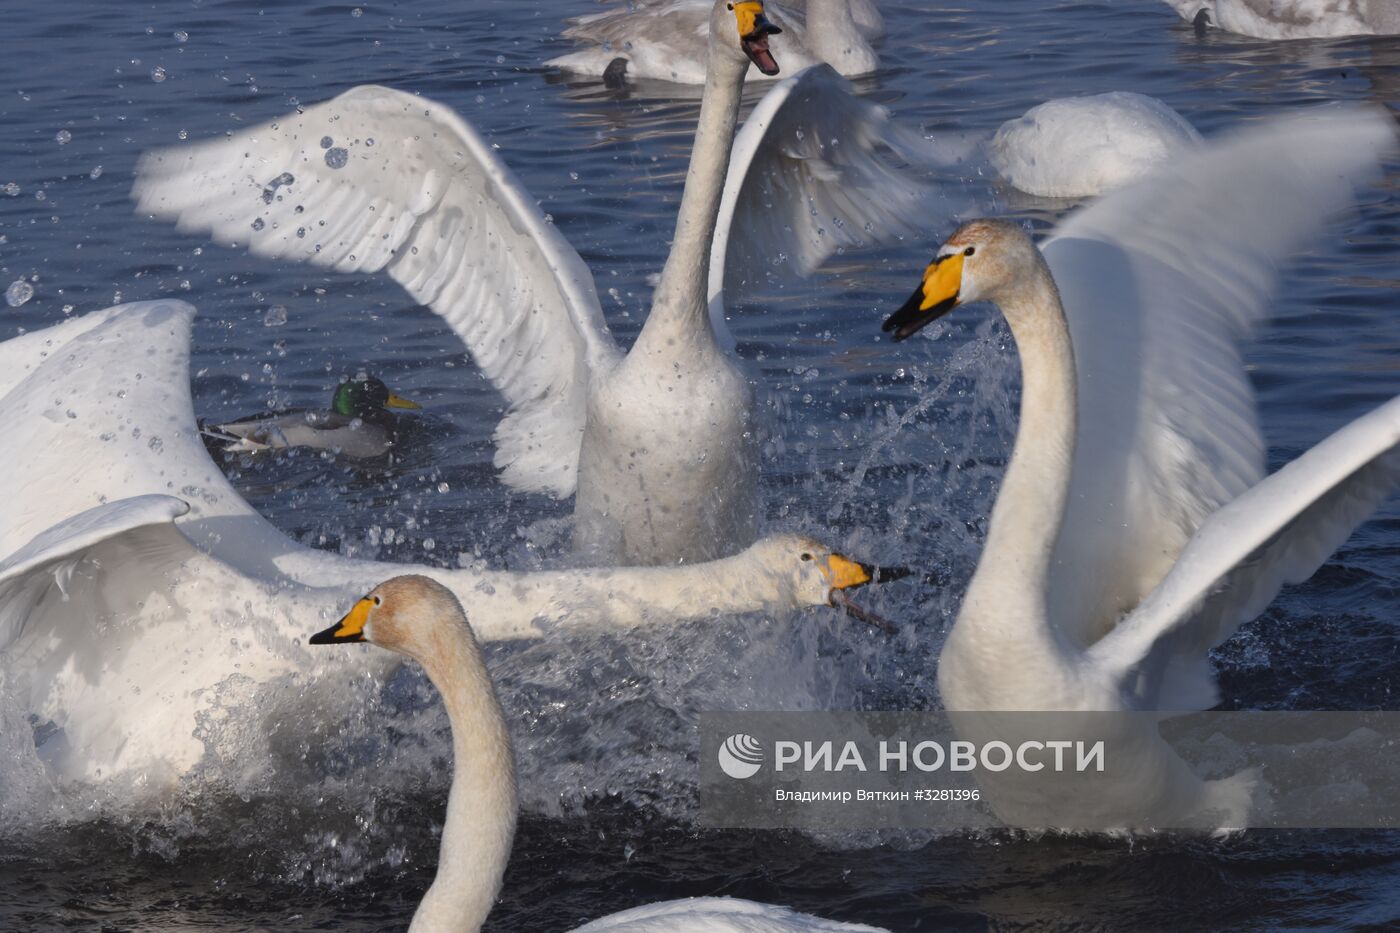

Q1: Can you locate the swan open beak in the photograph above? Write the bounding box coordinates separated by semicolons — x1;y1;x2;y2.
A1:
884;252;964;341
734;1;782;76
309;597;373;644
824;554;896;634
385;392;421;410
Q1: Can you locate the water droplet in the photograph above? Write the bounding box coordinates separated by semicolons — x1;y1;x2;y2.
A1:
151;65;167;82
6;279;34;307
174;30;189;43
351;7;363;17
423;538;435;552
263;305;288;327
178;129;188;140
324;147;349;169
148;436;164;452
436;481;450;493
250;217;265;231
3;182;19;197
54;130;71;145
90;165;104;180
258;172;296;204
320;136;333;149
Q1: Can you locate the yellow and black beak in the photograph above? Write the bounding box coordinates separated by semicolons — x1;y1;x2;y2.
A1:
733;1;782;76
310;596;374;645
883;251;965;342
385;392;421;411
823;554;901;634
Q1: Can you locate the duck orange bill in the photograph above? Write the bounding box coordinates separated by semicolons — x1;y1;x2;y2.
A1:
309;597;372;644
883;252;964;342
385;393;421;410
824;555;896;634
734;1;782;75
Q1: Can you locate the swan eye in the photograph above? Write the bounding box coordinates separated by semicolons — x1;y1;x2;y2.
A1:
964;247;976;257
372;595;382;606
727;2;734;8
800;553;812;561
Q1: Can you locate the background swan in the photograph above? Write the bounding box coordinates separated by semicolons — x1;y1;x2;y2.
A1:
883;107;1400;828
550;0;879;85
608;0;884;39
1165;1;1400;38
988;92;1201;198
0;301;887;786
132;13;934;567
310;574;887;931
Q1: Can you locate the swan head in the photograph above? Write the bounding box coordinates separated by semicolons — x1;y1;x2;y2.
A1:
744;534;899;632
883;220;1039;341
309;575;469;663
714;1;783;76
332;374;420;418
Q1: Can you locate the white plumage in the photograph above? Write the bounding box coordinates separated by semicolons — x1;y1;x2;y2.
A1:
1163;0;1400;38
134;43;937;564
988;92;1201;199
886;107;1400;828
550;0;879;85
309;575;888;932
0;301;883;786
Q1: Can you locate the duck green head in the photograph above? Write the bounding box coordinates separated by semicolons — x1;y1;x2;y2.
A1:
331;376;421;418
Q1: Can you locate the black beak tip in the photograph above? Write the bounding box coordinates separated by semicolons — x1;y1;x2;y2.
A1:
308;629;334;645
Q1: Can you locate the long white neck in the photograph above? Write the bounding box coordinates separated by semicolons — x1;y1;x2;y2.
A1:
408;620;518;933
630;50;747;361
945;255;1078;698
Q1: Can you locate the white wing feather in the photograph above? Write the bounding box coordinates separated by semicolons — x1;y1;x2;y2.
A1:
711;65;942;307
1088;395;1400;710
0;495;191;651
132;85;620;497
1041;106;1397;646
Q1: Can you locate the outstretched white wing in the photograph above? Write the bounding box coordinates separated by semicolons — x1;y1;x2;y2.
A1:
712;65;942;309
1040;106;1397;646
1087;395;1400;711
133;85;620;497
0;495;191;651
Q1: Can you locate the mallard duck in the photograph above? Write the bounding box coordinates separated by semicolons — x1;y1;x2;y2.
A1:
205;374;421;459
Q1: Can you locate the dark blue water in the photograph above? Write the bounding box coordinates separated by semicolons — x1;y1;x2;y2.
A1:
2;0;1399;929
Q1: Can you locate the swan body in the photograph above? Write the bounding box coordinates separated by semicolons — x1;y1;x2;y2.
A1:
550;0;878;85
311;575;888;932
884;107;1400;828
988;92;1201;198
0;301;884;786
134;10;931;567
1165;1;1400;38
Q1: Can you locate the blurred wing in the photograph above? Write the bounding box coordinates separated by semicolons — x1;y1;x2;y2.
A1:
573;896;887;932
133;85;619;497
0;496;192;651
1042;106;1397;645
1087;395;1400;711
711;65;941;308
